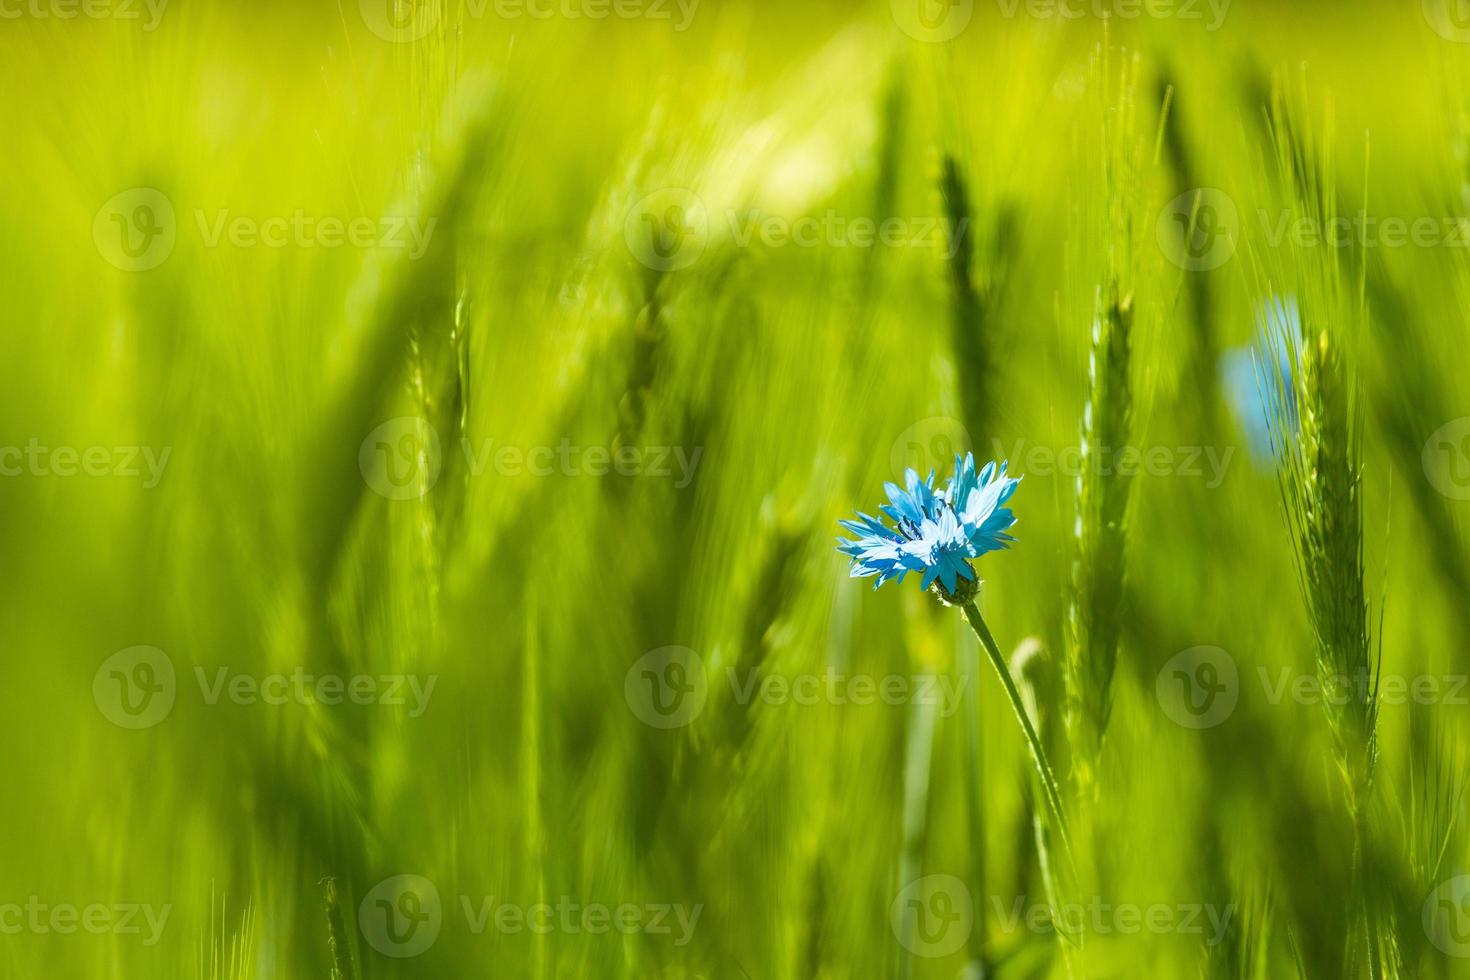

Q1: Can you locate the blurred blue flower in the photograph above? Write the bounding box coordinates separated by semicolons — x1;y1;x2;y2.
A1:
838;454;1020;595
1220;296;1298;467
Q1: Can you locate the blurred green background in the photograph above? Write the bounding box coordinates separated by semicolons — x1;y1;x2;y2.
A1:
3;1;1470;977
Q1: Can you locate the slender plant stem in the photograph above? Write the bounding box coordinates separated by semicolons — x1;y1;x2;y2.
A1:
1354;804;1383;980
961;602;1073;861
895;693;939;980
962;641;988;968
321;877;356;980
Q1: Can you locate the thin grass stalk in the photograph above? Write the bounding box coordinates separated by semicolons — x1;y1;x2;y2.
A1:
1259;83;1383;980
939;155;987;444
1364;269;1470;641
895;692;939;980
321;877;356;980
1064;49;1140;803
1155;66;1221;425
1014;640;1079;979
1403;706;1466;975
960;602;1072;866
523;594;548;979
1064;283;1134;796
959;637;989;968
860;63;906;310
937;150;1003;973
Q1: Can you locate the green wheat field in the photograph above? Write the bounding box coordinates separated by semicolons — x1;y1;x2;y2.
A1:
5;1;1470;977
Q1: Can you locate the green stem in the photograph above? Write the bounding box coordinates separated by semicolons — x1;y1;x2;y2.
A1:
895;693;939;980
1353;803;1383;980
321;876;357;980
961;601;1073;862
962;641;988;968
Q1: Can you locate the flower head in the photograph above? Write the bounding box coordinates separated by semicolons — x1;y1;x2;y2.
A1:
838;454;1020;600
1220;295;1299;468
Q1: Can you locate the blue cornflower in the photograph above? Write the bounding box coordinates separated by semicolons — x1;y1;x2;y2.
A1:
1220;296;1299;468
838;454;1020;600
